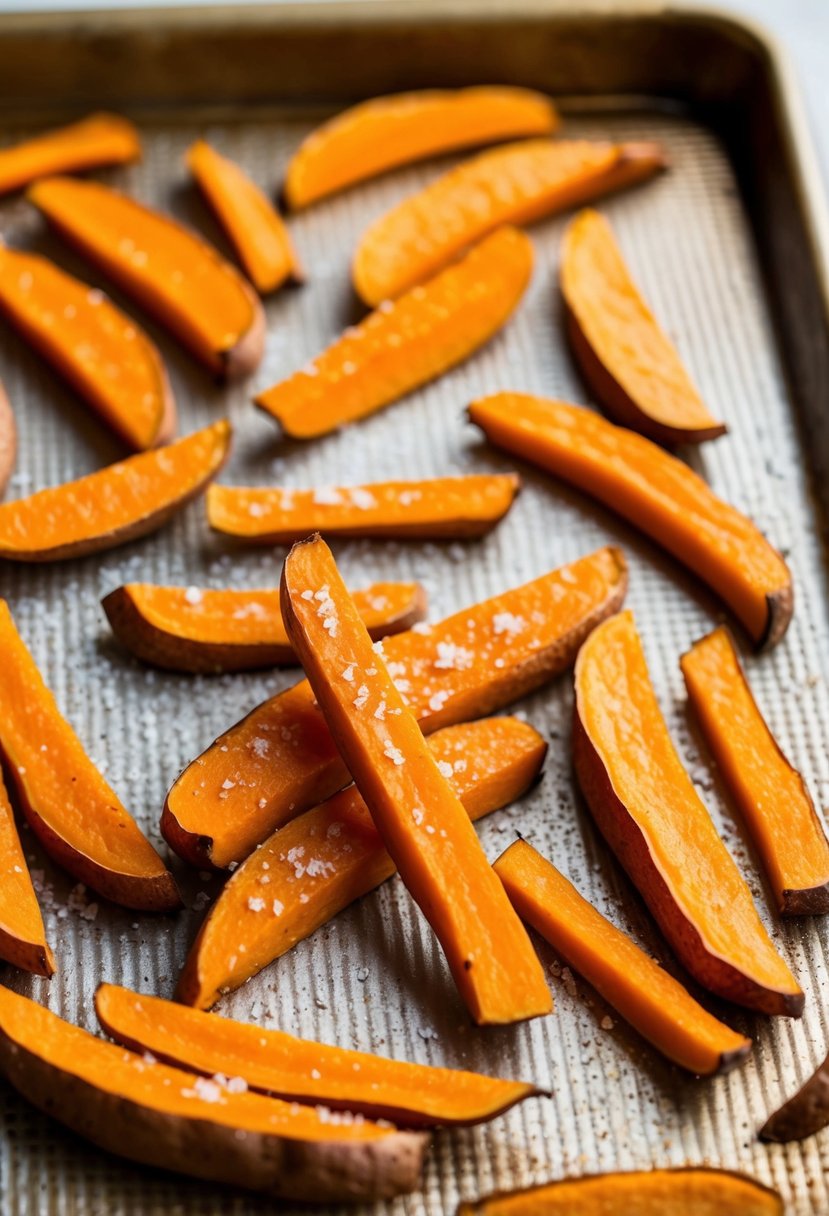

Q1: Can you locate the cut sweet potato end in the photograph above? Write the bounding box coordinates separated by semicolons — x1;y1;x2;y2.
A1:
0;382;16;498
760;1051;829;1142
0;112;140;195
0;774;55;976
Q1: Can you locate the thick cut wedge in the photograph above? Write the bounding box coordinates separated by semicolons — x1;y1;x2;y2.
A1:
493;839;750;1075
29;177;264;379
0;987;425;1203
162;546;627;869
458;1168;783;1215
682;627;829;916
761;1052;829;1142
0;246;175;450
103;580;426;674
188;140;301;294
573;611;802;1016
0;112;140;195
283;86;559;209
561;210;725;444
0;773;55;976
178;717;547;1008
0;420;230;562
353;139;665;306
280;535;551;1025
256;226;532;438
0;600;179;910
0;382;15;497
469;393;792;649
208;474;520;543
97;983;541;1127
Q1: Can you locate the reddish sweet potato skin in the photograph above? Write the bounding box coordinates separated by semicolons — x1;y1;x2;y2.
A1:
0;384;16;498
760;1054;829;1142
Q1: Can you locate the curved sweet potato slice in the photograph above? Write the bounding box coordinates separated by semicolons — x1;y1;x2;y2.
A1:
283;86;559;210
561;210;725;444
0;773;55;977
97;982;542;1127
0;419;230;562
280;535;551;1026
256;226;532;439
162;546;627;869
352;139;665;306
493;839;751;1075
0;112;140;195
178;717;547;1008
760;1052;829;1142
0;381;15;497
29;177;264;380
682;627;829;916
0;599;180;910
0;987;425;1203
573;611;802;1016
458;1168;783;1215
0;246;175;450
207;474;520;542
103;580;426;674
188;140;301;294
469;393;792;649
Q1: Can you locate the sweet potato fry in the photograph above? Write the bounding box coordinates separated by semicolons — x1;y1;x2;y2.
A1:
255;226;532;438
0;419;230;562
470;393;792;649
0;112;140;195
760;1051;829;1142
162;546;627;869
29;177;264;379
283;86;559;209
0;246;175;450
0;382;15;497
0;599;180;910
207;474;520;543
0;772;55;977
177;717;547;1008
102;580;426;673
352;139;665;306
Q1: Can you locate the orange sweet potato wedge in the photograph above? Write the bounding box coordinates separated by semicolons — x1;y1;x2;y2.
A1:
188;140;302;295
0;772;55;977
494;838;751;1075
681;626;829;916
29;177;264;380
177;717;547;1009
0;112;140;195
561;210;725;445
283;86;559;210
207;474;520;543
0;381;15;498
0;419;230;562
162;545;627;869
470;393;792;650
103;580;426;674
280;535;552;1026
256;225;531;438
97;982;542;1128
573;611;802;1016
458;1168;783;1215
760;1051;829;1142
0;987;425;1203
352;139;665;306
0;599;180;910
0;245;175;450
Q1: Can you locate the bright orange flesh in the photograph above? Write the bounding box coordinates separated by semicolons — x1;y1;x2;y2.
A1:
188;140;301;294
681;627;829;916
0;112;140;195
0;420;230;562
29;177;264;379
469;393;792;648
207;474;520;542
161;546;627;869
494;839;751;1075
97;983;540;1127
0;773;55;977
574;611;802;1015
0;599;179;910
280;535;552;1026
561;210;725;444
0;246;174;450
178;717;547;1009
352;139;665;306
283;86;559;209
0;383;15;498
256;226;532;438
